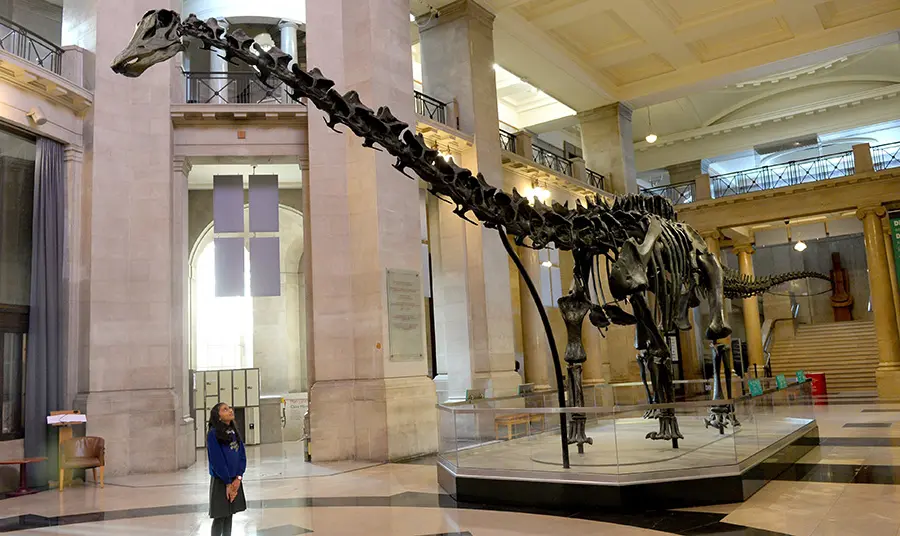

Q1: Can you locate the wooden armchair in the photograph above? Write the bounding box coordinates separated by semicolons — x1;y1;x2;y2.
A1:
59;436;105;490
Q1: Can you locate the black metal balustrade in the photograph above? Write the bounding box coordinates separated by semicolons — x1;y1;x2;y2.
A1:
585;168;605;190
642;182;695;206
710;150;855;199
184;71;292;104
532;145;573;176
872;140;900;172
0;15;62;74
499;129;517;153
414;90;448;126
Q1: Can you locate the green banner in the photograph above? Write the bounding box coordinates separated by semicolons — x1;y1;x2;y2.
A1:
891;216;900;290
796;370;807;383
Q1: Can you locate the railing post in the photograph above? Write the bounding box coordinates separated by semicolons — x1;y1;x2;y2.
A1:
60;45;86;87
852;143;874;173
450;97;460;130
695;173;711;200
571;157;586;182
514;130;533;161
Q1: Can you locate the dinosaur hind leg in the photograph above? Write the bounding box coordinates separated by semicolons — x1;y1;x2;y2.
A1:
697;251;732;341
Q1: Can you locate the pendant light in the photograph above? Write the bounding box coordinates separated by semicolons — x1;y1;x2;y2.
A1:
645;105;657;144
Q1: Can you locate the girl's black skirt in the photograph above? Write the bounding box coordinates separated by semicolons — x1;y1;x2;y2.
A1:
209;476;247;518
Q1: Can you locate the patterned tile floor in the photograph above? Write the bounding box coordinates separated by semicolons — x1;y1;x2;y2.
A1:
1;396;899;535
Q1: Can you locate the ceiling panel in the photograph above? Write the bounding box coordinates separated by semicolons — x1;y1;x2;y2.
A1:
815;0;900;29
687;17;794;63
600;54;676;85
647;0;774;30
548;10;641;57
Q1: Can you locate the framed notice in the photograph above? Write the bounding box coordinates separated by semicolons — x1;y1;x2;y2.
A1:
776;374;788;390
386;269;425;362
748;379;764;397
891;215;900;289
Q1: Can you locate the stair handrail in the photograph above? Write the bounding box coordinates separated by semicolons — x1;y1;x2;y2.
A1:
763;301;800;377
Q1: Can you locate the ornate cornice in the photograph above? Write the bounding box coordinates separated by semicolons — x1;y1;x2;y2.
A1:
173;155;193;178
63;145;84;163
0;50;92;115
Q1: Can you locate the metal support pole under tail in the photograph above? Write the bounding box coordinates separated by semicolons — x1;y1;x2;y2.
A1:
498;229;570;469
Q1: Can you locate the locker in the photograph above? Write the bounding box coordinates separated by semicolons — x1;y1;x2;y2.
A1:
245;369;259;406
205;395;219;411
218;370;233;406
195;409;206;448
191;371;201;410
232;369;247;407
244;406;260;445
204;372;219;399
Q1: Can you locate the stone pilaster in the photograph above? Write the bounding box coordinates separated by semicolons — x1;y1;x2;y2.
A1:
63;145;86;409
306;0;437;461
578;103;638;195
418;0;520;398
857;206;900;398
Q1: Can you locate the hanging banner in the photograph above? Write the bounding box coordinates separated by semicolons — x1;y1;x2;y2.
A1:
890;215;900;290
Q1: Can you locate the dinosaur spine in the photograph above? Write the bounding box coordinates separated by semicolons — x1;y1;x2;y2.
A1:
722;267;831;299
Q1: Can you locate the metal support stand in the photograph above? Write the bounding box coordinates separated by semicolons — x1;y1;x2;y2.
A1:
498;230;570;469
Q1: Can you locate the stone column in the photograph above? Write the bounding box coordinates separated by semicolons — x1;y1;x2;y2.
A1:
209;18;229;103
519;247;551;389
853;143;874;174
306;0;437;461
418;0;520;398
513;130;534;161
666;160;701;185
857;206;900;398
62;0;192;474
883;218;900;335
695;173;712;201
578;104;638;195
734;244;764;374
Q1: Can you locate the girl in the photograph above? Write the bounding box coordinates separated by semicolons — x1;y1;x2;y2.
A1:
207;402;247;536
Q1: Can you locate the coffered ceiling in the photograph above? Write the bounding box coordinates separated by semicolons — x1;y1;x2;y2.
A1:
415;0;900;110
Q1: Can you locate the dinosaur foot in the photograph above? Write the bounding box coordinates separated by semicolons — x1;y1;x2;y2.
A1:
646;414;684;441
643;408;661;420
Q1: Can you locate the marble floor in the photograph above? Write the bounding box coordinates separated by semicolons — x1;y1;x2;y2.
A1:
1;396;900;535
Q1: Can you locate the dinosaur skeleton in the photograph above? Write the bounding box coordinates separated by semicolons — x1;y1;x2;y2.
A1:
112;10;831;464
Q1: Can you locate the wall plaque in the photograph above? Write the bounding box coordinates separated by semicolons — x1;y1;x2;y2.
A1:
386;269;424;362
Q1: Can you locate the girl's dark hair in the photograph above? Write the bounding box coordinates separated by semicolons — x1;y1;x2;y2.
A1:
208;403;242;445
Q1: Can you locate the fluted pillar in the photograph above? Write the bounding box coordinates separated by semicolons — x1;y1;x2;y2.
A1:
734;244;764;374
884;217;900;335
857;207;900;398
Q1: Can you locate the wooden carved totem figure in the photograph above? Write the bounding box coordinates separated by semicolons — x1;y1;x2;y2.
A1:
830;252;853;321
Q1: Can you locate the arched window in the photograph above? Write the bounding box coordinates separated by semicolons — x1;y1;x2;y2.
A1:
195;241;253;370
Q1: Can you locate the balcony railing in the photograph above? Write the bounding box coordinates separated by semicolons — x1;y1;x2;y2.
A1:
872;141;900;172
711;150;855;199
532;145;573;176
184;71;293;104
414;90;448;126
585;168;605;190
642;182;695;206
499;129;517;153
0;15;62;74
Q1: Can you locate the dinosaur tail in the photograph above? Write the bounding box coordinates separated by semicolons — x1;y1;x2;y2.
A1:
722;267;832;299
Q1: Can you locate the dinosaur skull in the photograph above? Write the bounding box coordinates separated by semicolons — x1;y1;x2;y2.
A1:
111;9;184;77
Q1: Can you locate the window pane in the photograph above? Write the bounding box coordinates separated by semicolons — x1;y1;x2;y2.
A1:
549;248;559;265
1;332;25;437
539;266;552;307
0;128;36;306
551;266;563;303
538;249;549;263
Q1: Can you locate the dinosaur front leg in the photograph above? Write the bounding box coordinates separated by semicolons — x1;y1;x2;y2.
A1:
697;251;732;341
558;289;593;454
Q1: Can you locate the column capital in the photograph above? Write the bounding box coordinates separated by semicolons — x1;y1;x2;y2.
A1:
857;205;887;220
700;229;724;241
173;155;193;178
418;0;495;31
732;243;755;255
277;19;301;31
64;145;84;163
577;102;633;124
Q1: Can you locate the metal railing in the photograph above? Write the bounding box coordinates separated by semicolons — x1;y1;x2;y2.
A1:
0;15;62;74
710;150;855;198
585;168;605;190
184;71;292;104
499;129;517;153
872;140;900;172
414;90;448;126
532;145;573;176
641;181;695;206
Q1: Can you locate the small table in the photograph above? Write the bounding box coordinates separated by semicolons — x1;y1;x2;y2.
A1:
1;457;47;497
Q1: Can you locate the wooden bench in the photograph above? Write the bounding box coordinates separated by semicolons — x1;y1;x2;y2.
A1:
494;413;545;440
0;457;47;497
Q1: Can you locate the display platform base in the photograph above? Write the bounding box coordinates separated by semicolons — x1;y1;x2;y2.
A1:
437;422;818;510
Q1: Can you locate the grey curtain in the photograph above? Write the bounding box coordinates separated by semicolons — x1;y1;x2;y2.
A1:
24;137;66;487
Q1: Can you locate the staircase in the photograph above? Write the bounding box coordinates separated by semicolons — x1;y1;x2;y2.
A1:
769;320;878;393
